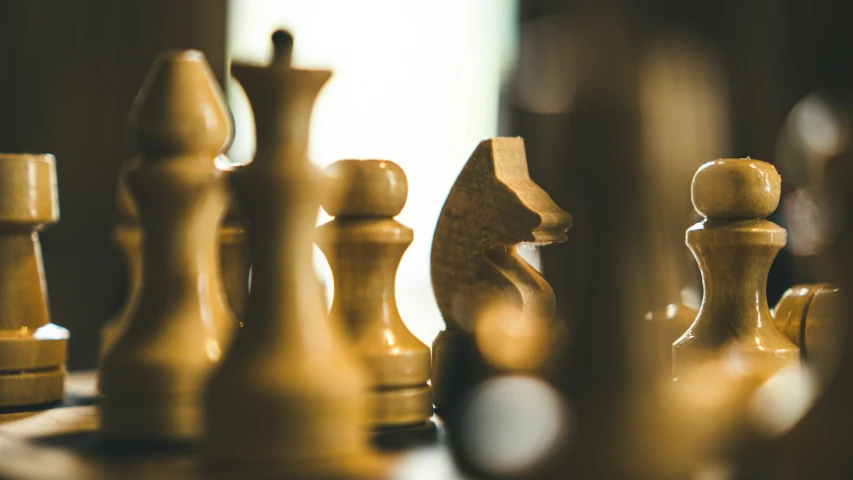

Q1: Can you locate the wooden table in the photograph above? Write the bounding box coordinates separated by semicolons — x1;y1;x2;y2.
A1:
0;372;460;480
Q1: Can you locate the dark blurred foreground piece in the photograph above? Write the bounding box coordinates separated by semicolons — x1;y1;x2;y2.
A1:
774;150;853;477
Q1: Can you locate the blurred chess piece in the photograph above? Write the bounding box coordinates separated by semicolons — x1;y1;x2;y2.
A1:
215;157;250;323
98;167;140;358
317;159;436;448
643;303;698;377
770;149;853;477
204;31;384;478
673;159;799;379
773;283;841;371
100;161;248;359
0;153;67;407
99;49;236;442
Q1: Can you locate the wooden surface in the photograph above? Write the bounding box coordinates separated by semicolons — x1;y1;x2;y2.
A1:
0;372;457;480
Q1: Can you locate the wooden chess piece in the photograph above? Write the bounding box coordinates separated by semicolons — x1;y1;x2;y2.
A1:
213;156;250;323
317;159;435;447
98;49;236;442
774;143;853;477
218;201;249;323
431;137;572;415
643;303;698;377
0;153;68;407
773;283;841;367
672;159;799;379
100;163;249;359
204;31;384;478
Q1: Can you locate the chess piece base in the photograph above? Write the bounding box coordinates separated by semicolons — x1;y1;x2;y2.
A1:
0;366;65;407
100;393;200;442
371;419;439;451
206;453;389;480
371;385;433;427
0;324;68;370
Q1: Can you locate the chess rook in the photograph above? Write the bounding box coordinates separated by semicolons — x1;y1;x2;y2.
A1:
99;50;236;441
431;137;572;418
317;159;434;437
672;159;798;378
204;31;383;478
0;153;67;407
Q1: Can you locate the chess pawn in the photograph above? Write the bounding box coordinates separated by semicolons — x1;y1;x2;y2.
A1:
672;159;799;379
642;303;698;377
205;31;383;478
317;159;434;444
773;283;841;372
99;50;236;442
0;153;68;407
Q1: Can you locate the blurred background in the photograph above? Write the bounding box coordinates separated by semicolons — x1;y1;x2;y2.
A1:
0;0;851;370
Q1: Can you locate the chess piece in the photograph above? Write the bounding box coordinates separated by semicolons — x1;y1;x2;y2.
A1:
100;164;249;358
99;50;236;442
672;159;799;379
431;137;572;417
775;142;853;477
0;153;68;407
204;31;384;478
214;156;250;323
643;303;698;377
218;200;249;322
317;159;435;445
773;283;841;366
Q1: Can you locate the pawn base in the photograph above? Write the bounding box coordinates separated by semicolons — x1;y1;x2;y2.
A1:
0;366;65;408
371;419;439;451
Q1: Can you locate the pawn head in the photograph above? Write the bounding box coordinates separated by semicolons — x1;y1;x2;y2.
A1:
322;160;407;218
692;159;781;219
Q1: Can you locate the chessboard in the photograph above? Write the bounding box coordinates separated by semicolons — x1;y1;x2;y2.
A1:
0;372;455;480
